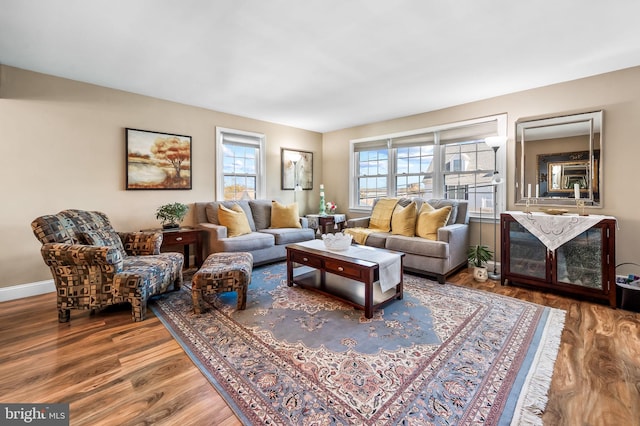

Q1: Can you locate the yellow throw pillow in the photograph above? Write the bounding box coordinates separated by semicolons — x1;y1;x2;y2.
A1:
369;198;399;231
391;201;417;236
270;201;302;228
218;204;252;237
415;205;452;240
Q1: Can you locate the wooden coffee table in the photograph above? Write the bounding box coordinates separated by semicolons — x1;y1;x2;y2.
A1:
285;241;404;318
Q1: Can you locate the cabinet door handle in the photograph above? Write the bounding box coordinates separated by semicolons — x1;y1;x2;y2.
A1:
303;257;308;262
176;237;183;241
338;266;344;272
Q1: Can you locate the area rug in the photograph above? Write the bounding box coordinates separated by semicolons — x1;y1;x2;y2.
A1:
150;263;565;425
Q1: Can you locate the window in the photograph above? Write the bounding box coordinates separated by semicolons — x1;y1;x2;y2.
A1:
349;114;507;217
216;127;266;200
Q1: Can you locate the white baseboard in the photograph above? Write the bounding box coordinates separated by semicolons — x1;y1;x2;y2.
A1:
0;280;55;302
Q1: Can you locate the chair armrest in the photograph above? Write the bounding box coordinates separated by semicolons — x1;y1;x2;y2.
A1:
299;217;309;228
346;217;371;228
119;231;163;255
40;243;124;267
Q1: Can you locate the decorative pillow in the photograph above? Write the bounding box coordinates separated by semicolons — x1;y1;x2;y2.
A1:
415;205;452;240
218;204;252;237
80;228;127;258
427;199;459;225
391;201;417;237
270;201;301;228
369;198;399;231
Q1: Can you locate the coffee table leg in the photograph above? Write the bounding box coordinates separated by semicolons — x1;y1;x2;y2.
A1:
364;270;374;318
286;251;293;287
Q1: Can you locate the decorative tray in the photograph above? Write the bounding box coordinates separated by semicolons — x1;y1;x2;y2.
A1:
540;208;569;215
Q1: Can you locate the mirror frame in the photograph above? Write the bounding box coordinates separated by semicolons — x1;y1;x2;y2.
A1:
515;110;603;207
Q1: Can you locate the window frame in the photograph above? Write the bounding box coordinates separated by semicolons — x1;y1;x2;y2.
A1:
216;127;266;200
349;114;507;218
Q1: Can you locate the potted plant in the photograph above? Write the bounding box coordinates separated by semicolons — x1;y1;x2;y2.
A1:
156;202;189;229
468;245;493;282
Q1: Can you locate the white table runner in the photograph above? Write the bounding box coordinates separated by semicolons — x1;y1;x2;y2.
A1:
295;239;402;292
506;211;616;251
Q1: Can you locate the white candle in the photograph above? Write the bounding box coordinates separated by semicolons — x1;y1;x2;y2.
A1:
527;184;531;198
574;183;580;199
535;184;539;198
320;184;324;190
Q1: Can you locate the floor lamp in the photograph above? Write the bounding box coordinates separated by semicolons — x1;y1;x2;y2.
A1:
484;136;507;280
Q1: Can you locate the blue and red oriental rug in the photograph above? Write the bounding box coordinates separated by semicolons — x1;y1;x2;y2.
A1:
151;263;564;425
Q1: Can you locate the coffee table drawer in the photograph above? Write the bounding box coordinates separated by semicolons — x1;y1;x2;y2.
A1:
290;251;323;268
325;260;363;280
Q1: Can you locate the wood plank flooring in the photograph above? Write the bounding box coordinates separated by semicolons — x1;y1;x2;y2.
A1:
1;269;639;425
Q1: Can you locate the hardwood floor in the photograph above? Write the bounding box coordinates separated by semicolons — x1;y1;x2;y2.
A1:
1;270;639;425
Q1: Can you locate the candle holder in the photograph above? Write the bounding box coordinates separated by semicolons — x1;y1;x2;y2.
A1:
576;199;587;216
525;198;531;213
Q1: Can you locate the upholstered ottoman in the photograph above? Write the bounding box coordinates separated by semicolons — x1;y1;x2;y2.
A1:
192;252;253;313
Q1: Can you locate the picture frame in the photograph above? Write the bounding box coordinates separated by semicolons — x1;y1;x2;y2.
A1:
281;148;313;190
126;128;192;190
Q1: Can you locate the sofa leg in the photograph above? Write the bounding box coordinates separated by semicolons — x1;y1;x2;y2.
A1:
437;275;445;285
58;309;70;323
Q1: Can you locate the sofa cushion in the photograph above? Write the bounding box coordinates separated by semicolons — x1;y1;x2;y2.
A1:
205;201;256;231
270;201;302;228
416;205;452;240
427;199;459;226
391;201;417;237
249;200;273;230
259;228;315;245
213;232;274;252
369;198;399;231
80;228;127;258
385;235;449;259
218;204;252;237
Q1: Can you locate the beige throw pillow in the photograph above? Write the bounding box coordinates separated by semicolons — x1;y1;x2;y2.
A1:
391;201;417;237
270;201;301;228
218;204;252;237
415;204;452;240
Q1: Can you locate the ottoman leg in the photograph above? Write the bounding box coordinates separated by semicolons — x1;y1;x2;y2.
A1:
192;288;204;314
237;285;247;310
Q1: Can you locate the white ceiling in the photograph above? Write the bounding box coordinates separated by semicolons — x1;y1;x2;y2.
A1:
2;0;640;133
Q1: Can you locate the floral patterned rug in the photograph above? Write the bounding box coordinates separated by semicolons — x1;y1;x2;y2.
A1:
151;263;565;425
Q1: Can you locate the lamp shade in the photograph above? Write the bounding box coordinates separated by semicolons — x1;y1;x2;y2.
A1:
484;136;507;148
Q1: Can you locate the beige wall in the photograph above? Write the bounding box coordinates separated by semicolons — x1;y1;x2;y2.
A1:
323;66;640;264
4;64;640;290
0;65;322;288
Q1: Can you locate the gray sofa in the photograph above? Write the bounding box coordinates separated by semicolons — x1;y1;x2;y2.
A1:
194;200;315;266
346;198;469;284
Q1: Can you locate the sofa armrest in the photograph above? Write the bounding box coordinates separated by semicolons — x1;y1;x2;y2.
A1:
119;231;162;255
437;223;470;266
41;243;124;267
197;222;229;254
346;217;371;228
299;217;309;228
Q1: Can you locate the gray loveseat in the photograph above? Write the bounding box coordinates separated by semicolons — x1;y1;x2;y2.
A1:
195;200;315;266
346;198;469;284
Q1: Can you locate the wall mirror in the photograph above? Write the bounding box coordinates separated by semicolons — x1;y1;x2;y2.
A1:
515;110;603;207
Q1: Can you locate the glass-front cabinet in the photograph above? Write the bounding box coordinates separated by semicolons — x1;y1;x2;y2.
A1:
501;213;616;307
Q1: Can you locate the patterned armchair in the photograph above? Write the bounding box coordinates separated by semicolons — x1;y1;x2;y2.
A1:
31;209;184;322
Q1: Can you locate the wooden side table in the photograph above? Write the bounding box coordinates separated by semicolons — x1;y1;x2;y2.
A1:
160;227;204;268
306;214;347;236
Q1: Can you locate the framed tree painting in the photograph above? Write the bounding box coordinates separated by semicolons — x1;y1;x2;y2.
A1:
281;148;313;190
126;128;192;190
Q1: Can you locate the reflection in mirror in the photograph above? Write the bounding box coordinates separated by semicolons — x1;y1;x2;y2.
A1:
515;110;602;207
